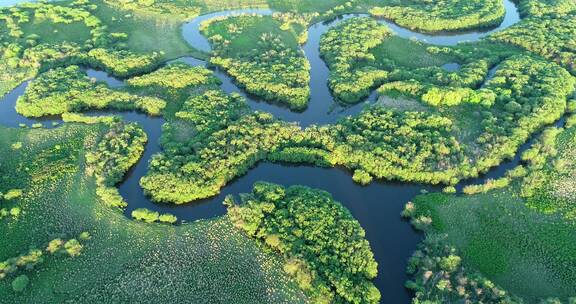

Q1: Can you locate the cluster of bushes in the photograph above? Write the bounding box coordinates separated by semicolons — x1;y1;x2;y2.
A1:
0;189;23;221
131;208;177;224
140;112;303;203
61;112;116;124
0;1;164;99
320;17;390;104
86;122;147;209
319;15;531;106
369;0;505;32
0;234;89;292
78;48;162;78
127;63;220;93
379;80;496;107
202;15;310;110
174;89;247;133
141;52;576;206
471;55;575;171
491;13;576;74
518;0;576;17
405;234;520;303
16;65;166;117
141;103;467;203
227;182;380;303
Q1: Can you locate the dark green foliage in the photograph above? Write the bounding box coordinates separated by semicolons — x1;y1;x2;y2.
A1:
228;182;380;303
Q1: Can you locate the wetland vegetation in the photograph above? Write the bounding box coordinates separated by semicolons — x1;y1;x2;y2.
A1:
1;0;575;303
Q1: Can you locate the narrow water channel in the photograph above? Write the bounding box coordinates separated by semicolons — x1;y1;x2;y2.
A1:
0;1;531;302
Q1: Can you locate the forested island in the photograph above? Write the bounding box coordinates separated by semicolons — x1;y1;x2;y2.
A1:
0;0;575;303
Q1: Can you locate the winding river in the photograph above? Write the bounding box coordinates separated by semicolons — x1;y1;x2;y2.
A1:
0;1;535;303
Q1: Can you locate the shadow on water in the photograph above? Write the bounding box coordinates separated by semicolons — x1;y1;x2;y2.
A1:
0;1;530;302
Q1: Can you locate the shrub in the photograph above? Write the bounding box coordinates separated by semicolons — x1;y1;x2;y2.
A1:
132;208;159;223
11;275;29;293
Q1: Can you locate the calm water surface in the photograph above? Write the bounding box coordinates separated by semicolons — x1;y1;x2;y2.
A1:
0;1;528;302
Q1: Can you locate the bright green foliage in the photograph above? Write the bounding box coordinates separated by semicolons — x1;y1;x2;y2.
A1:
87;122;147;187
16;66;166;117
0;249;43;280
3;189;23;201
320;17;391;104
131;208;160;223
0;1;165;99
491;13;576;74
142;105;466;203
79;48;162;78
174;89;247;133
61;113;116;125
228;182;380;303
202;15;310;110
104;0;202;20
380;81;496;107
141;112;303;203
2;2;108;46
86;122;147;209
518;0;576;17
143;53;576;204
369;0;505;32
380;55;574;176
132;208;178;225
462;177;510;195
352;169;373;185
158;213;177;224
127;63;220;91
64;239;83;257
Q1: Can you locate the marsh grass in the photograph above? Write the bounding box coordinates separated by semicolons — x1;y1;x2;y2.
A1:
0;125;307;303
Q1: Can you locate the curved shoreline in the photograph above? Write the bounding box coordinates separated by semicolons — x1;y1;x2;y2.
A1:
178;0;520;126
0;1;531;303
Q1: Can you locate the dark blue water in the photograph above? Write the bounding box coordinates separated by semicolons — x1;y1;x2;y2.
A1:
0;1;529;302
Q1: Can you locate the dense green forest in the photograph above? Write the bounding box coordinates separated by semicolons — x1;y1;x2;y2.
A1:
1;0;575;302
201;15;311;110
227;183;380;303
368;0;505;32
